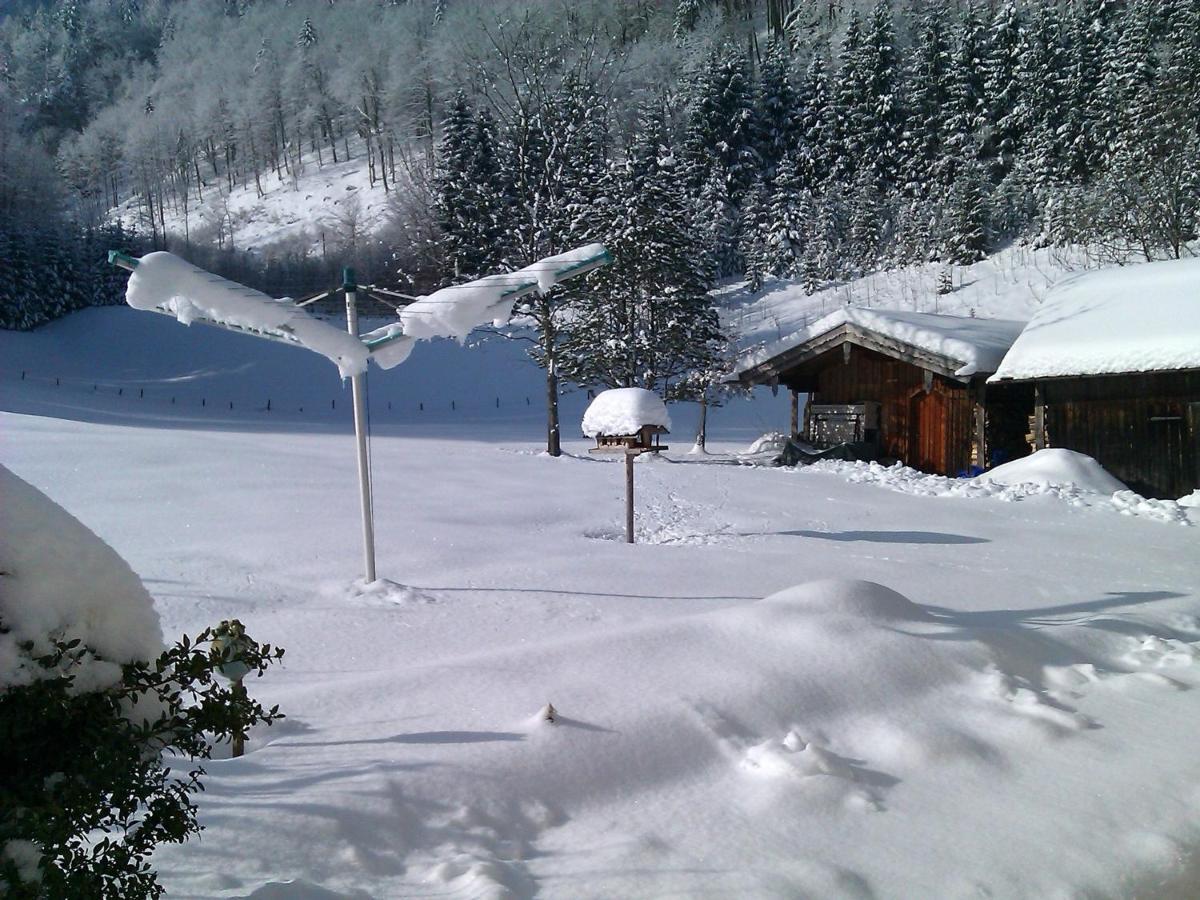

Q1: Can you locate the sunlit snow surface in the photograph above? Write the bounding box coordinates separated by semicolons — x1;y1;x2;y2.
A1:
992;255;1200;381
3;309;1200;899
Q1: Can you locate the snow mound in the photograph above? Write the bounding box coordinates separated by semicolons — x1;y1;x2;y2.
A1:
0;465;163;692
762;579;932;623
745;431;789;454
800;459;1190;525
991;255;1200;380
1179;490;1200;509
977;449;1128;494
126;251;369;377
581;388;671;437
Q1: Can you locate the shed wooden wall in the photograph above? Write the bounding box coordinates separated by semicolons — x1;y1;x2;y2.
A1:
806;346;977;476
1041;371;1200;499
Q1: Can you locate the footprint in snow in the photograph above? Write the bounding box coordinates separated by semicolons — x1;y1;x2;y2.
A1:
1124;635;1199;669
740;731;894;812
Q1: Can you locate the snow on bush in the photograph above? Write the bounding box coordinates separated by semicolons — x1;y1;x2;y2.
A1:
976;448;1128;494
0;465;162;691
125;252;369;377
581;388;671;437
0;466;286;897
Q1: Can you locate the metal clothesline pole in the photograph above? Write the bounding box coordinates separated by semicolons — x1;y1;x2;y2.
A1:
107;244;612;585
343;267;376;584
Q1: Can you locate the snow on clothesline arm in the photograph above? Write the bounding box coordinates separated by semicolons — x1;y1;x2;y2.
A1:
394;243;611;343
123;251;370;377
114;244;610;375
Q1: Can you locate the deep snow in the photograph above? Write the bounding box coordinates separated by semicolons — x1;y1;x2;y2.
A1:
3;307;1200;898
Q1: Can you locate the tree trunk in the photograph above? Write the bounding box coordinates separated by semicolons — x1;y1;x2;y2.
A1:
695;396;708;450
544;304;561;457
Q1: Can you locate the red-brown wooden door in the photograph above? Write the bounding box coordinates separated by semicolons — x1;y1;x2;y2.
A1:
909;390;948;474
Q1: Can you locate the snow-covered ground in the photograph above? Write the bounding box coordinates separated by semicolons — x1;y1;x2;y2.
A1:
4;308;1200;898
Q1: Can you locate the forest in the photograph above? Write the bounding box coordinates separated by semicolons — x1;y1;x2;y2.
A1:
2;0;1197;366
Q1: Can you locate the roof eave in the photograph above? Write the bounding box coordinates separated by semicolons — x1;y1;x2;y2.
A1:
735;322;980;386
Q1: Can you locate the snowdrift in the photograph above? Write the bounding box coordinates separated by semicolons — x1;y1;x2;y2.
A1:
0;465;162;692
977;448;1129;494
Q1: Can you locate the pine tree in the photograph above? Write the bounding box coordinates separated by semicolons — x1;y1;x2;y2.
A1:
433;91;503;282
738;178;771;291
296;16;317;49
681;44;759;201
860;0;904;190
761;153;807;278
1022;5;1070;185
941;162;988;264
753;38;798;181
561;104;721;394
940;5;987;188
695;167;740;280
831;12;868;184
795;49;834;191
673;0;703;39
901;2;953;196
981;1;1029;180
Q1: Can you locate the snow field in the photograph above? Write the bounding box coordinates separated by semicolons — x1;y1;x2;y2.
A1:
4;308;1200;897
5;404;1200;897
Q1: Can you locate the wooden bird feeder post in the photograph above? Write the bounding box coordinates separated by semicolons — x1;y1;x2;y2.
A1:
584;391;670;544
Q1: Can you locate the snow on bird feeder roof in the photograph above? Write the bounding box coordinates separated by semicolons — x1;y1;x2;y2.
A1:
989;256;1200;382
582;387;671;438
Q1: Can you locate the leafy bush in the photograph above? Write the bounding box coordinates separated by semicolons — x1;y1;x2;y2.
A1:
0;622;284;898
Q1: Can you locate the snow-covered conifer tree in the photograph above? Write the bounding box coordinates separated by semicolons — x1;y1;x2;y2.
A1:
561;103;721;395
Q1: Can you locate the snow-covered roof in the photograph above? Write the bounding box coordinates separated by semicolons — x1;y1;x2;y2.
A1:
990;257;1200;381
736;308;1027;380
582;388;671;437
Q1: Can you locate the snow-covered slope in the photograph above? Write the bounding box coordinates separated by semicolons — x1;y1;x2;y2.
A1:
728;244;1096;358
111;142;393;255
0;306;788;439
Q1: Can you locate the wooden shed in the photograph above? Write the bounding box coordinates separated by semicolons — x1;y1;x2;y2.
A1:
734;309;1029;476
989;258;1200;499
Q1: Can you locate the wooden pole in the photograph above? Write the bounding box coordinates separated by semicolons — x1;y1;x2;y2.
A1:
625;451;635;544
790;390;799;439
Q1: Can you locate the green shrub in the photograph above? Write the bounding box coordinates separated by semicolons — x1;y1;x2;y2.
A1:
0;622;284;899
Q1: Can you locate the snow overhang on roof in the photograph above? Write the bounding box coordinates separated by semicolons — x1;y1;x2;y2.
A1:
734;308;1027;386
989;256;1200;383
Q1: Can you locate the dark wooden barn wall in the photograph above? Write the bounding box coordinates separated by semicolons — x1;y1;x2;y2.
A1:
809;346;977;476
1042;371;1200;499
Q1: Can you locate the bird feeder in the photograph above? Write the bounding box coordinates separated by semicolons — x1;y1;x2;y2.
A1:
582;388;671;543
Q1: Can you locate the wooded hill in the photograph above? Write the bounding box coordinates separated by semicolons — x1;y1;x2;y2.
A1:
2;0;1198;335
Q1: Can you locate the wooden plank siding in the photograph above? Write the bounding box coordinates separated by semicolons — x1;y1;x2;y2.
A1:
1040;371;1200;499
801;345;980;476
